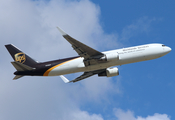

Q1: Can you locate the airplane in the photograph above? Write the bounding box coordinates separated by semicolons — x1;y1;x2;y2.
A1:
5;27;171;83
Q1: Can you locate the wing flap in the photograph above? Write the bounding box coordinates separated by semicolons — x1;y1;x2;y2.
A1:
63;35;104;59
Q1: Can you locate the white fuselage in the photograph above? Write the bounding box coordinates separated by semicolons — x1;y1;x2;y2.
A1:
47;43;171;76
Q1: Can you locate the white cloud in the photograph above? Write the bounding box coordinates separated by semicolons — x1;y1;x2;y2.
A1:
65;110;104;120
114;108;171;120
120;17;156;42
0;0;120;119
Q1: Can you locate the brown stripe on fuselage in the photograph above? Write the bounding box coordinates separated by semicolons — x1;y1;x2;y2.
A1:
13;56;80;76
43;57;80;76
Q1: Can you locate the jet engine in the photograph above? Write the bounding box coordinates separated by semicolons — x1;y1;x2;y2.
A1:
99;52;119;62
98;67;119;77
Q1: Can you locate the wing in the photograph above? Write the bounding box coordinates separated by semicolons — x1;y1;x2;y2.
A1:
60;69;106;83
70;72;94;83
57;27;104;66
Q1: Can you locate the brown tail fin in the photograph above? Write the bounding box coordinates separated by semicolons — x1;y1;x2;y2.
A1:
5;44;38;67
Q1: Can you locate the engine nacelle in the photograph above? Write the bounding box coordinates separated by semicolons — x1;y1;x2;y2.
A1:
100;52;119;62
98;67;119;77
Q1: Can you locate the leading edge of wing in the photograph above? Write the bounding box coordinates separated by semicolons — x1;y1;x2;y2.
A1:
56;27;104;60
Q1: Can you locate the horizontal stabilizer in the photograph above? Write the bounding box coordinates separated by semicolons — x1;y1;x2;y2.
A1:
13;75;24;80
11;61;33;71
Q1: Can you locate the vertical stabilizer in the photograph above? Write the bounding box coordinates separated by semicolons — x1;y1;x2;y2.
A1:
5;44;37;67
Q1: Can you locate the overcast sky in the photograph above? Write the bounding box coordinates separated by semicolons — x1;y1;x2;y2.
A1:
0;0;174;120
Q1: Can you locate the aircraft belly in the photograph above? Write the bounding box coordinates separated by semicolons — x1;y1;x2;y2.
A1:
48;57;85;76
47;60;116;76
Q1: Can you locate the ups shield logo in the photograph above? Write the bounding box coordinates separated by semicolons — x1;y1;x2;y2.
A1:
15;53;26;63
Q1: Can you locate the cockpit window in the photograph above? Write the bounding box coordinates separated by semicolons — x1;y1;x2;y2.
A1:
162;45;166;47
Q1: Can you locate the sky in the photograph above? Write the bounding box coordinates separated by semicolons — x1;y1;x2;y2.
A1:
0;0;174;120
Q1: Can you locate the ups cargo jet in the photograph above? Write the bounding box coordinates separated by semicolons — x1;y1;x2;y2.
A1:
5;27;171;83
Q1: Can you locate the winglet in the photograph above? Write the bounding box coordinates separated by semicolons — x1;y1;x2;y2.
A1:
60;75;70;83
56;27;67;36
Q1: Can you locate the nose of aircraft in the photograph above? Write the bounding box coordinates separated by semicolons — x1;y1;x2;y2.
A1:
164;46;172;53
167;46;172;52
